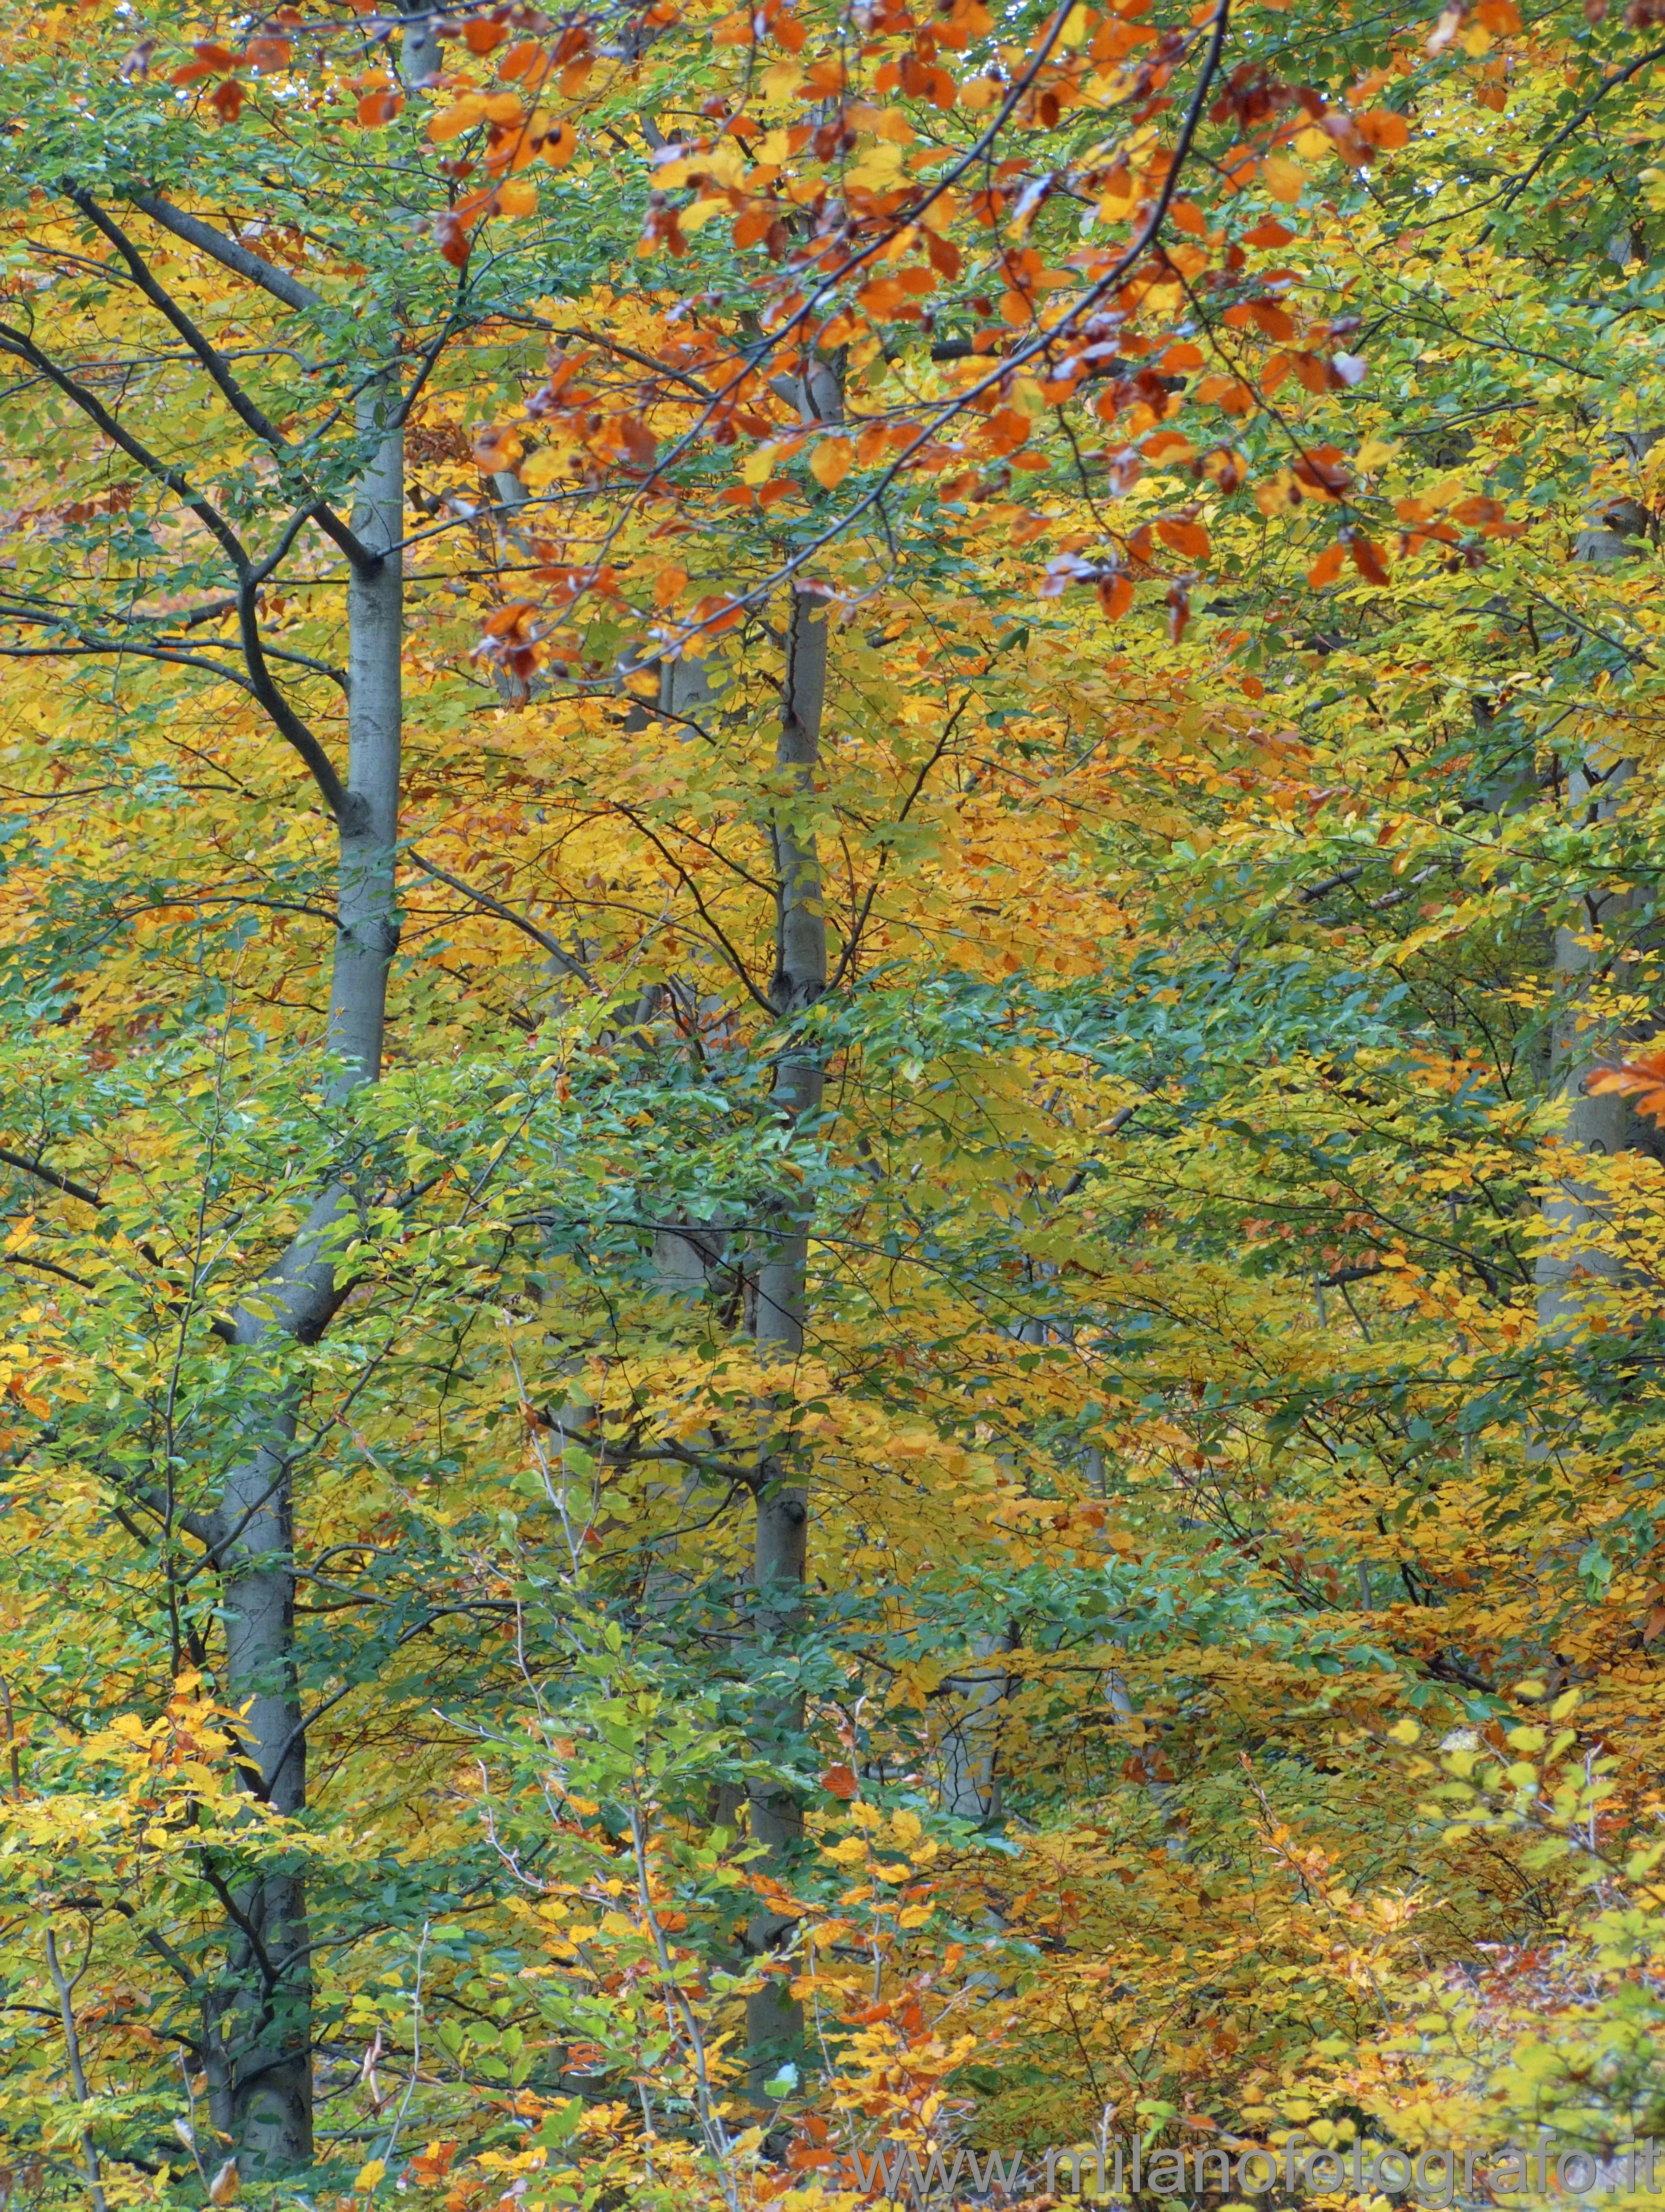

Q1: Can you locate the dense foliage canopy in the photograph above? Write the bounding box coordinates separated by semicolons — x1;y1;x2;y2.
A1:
3;0;1665;2206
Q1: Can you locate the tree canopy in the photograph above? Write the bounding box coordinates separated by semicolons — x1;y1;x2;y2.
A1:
3;0;1665;2205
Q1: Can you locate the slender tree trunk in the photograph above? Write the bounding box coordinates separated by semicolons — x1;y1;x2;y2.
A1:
331;386;405;1097
937;1629;1018;1822
1535;472;1658;1347
744;553;833;2103
398;0;441;86
203;389;404;2171
1534;760;1653;1334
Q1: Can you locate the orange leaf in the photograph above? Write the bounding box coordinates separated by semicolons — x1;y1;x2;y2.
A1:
464;17;508;51
1357;108;1411;147
822;1764;859;1800
1247;301;1296;340
428;100;487;142
858;275;908;315
1588;1052;1665;1124
357;88;404;125
732;205;775;249
483;601;536;638
1157;517;1210;560
1098;573;1134;620
1307;542;1346;588
809;438;854;490
1349;534;1390;585
499;39;552;82
539;122;578;168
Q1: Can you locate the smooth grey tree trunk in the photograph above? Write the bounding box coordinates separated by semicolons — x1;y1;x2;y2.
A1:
203;392;404;2170
398;1;441;85
745;532;834;2103
937;1629;1018;1822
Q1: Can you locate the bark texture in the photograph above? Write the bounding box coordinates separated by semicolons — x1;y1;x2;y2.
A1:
745;384;836;2094
203;393;404;2170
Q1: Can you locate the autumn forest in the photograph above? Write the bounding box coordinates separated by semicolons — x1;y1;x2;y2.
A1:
0;0;1663;2205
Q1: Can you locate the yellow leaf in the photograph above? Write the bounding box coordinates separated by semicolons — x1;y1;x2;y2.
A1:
809;439;854;490
1261;155;1306;203
353;2162;386;2195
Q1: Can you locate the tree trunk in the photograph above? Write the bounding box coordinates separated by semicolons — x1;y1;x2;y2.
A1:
937;1629;1018;1822
204;388;404;2171
398;0;440;85
1534;475;1657;1349
1534;759;1650;1339
744;546;833;2104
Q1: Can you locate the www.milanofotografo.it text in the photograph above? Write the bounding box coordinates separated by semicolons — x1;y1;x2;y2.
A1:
845;2134;1665;2204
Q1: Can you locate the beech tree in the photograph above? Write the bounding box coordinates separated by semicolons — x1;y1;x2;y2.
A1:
4;0;1665;2205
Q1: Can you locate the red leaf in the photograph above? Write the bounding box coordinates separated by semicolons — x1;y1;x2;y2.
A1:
1349;534;1390;585
1098;573;1134;621
1166;582;1190;644
618;417;658;469
210;78;247;121
435;212;472;268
